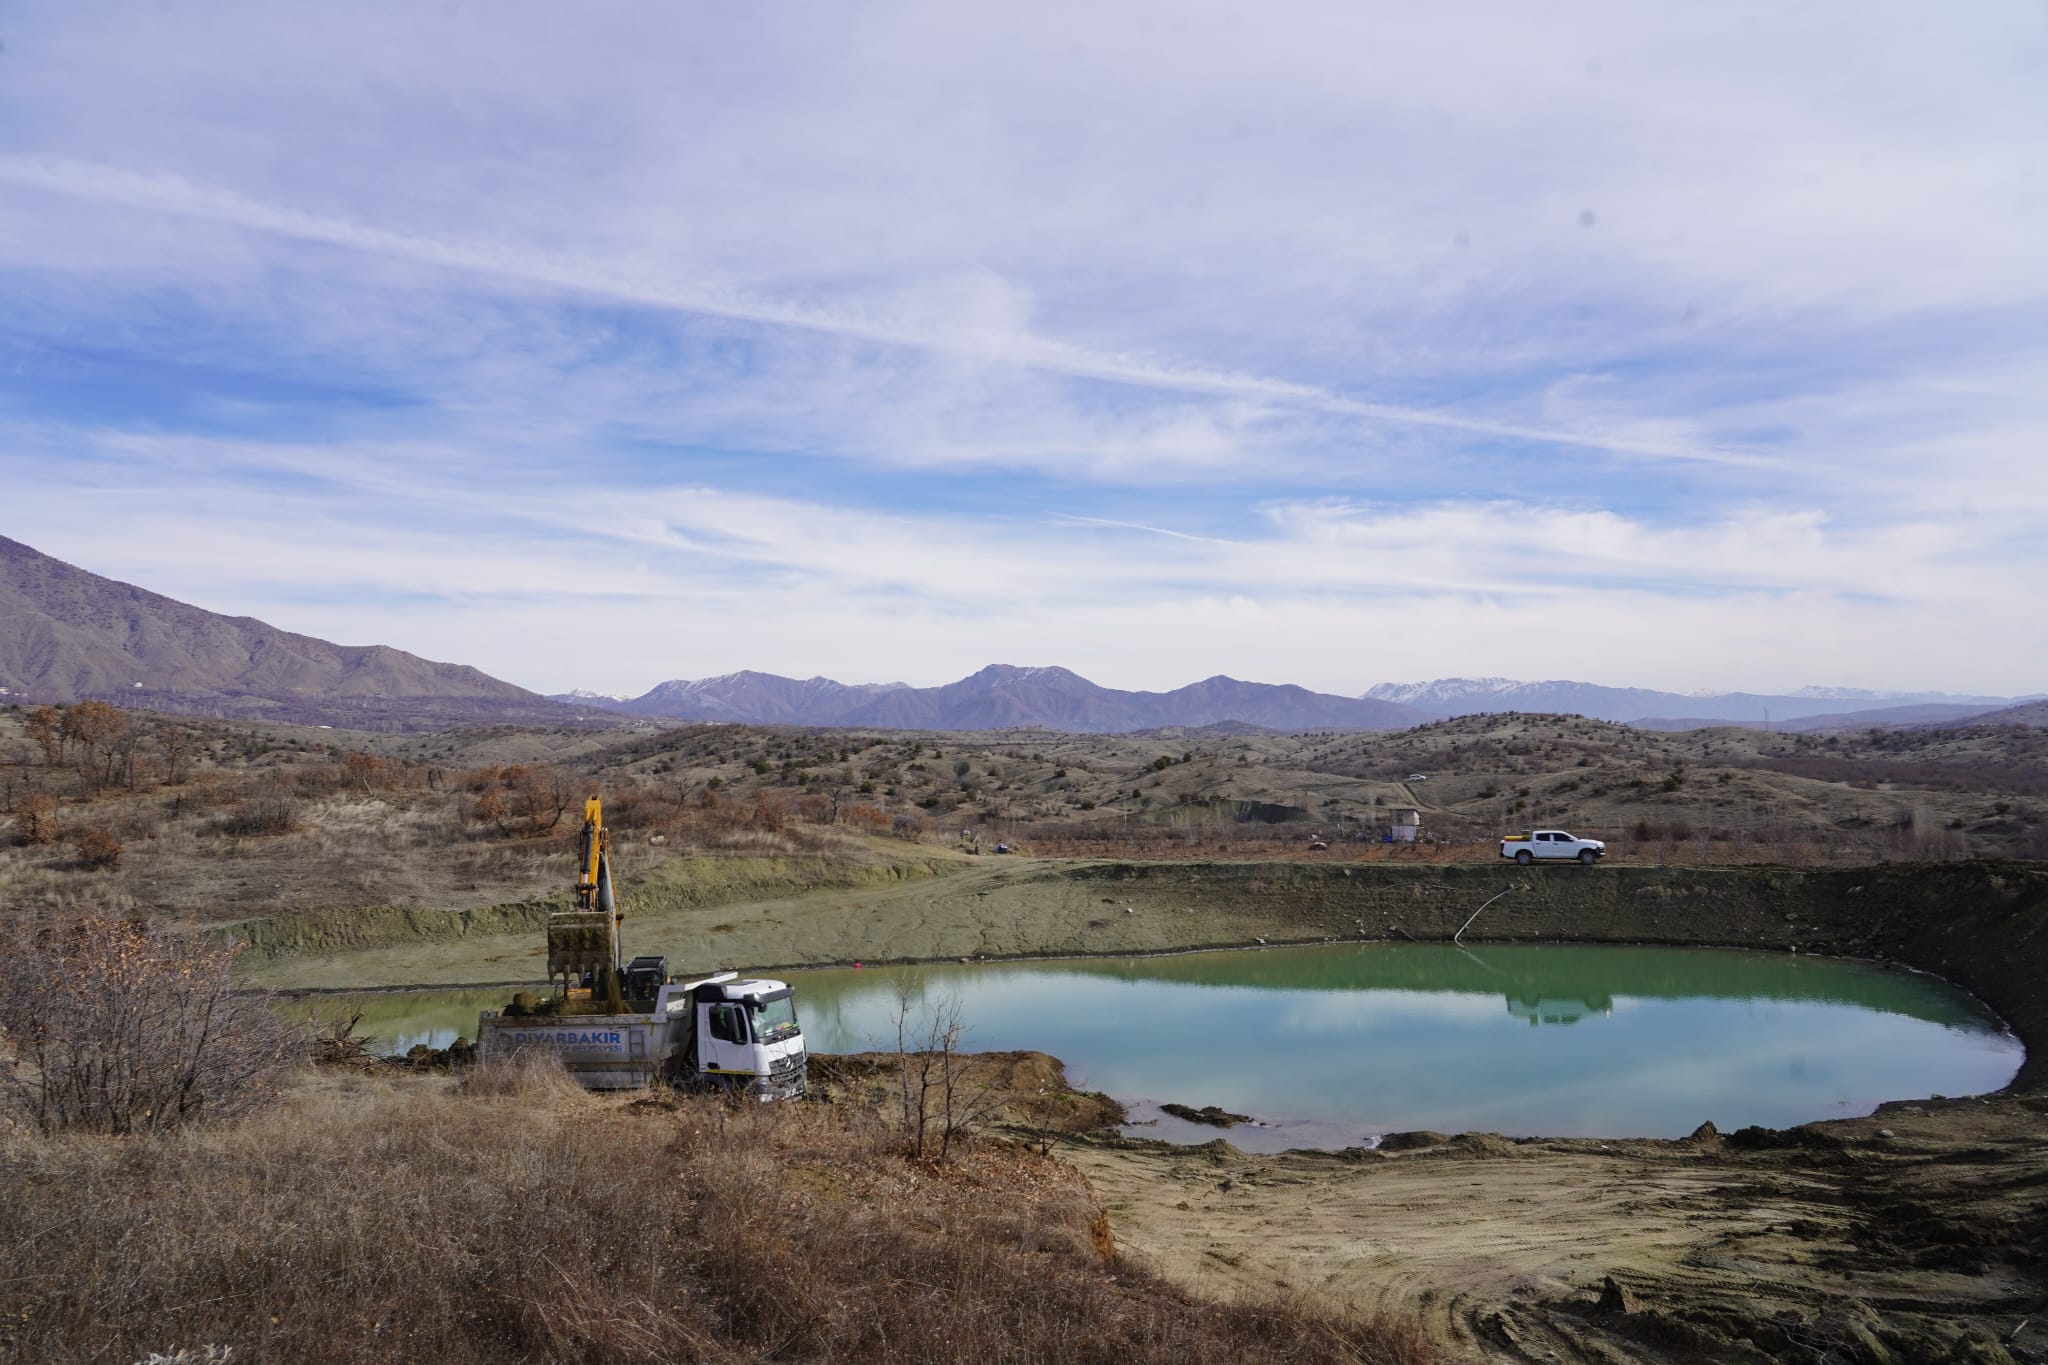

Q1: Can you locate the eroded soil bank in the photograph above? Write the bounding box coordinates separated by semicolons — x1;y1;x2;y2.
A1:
248;857;2048;1362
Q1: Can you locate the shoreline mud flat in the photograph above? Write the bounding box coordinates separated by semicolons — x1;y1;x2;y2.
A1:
1072;1095;2048;1363
249;858;2048;1362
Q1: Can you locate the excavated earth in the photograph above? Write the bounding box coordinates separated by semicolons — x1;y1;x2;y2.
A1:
253;858;2048;1362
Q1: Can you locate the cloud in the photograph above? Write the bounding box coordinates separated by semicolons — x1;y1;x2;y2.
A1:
1;0;2043;693
7;423;2042;695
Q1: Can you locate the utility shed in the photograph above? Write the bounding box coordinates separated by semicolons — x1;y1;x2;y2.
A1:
1391;807;1421;842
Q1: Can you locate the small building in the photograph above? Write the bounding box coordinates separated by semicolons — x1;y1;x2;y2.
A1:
1390;807;1421;842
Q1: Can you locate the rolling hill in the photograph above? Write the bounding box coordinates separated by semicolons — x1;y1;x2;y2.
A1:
0;534;578;730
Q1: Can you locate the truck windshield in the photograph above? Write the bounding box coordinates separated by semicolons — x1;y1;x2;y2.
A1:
749;995;800;1042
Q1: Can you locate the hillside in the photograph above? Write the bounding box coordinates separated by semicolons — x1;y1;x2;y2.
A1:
1631;702;2009;732
0;535;581;730
617;664;1427;733
1937;699;2048;729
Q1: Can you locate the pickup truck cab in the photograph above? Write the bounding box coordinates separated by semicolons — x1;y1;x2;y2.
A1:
1501;830;1605;865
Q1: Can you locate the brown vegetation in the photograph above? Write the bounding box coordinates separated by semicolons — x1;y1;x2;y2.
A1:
1;700;2044;938
0;919;299;1134
0;1064;1441;1364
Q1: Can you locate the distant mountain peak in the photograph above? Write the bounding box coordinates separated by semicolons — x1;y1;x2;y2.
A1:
615;665;1427;733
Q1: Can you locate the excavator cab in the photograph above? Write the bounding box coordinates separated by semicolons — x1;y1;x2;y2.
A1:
623;954;668;1009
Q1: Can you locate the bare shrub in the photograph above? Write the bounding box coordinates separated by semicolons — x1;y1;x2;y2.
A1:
0;919;302;1134
750;793;788;831
212;783;297;837
13;788;58;845
890;980;1005;1162
841;802;889;832
509;761;578;832
471;787;508;829
73;826;122;869
342;752;385;791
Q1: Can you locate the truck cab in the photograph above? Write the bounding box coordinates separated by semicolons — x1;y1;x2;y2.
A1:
667;972;808;1101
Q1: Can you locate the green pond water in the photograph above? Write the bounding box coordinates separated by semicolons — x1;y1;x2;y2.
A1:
304;943;2022;1152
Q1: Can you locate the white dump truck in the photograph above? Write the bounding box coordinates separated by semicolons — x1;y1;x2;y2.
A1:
475;798;807;1099
1500;829;1605;865
479;965;807;1097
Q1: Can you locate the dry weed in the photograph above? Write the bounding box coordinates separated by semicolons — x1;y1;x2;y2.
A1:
0;1072;1442;1365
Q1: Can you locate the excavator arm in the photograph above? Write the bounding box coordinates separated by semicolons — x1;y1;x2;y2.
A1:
550;796;625;1009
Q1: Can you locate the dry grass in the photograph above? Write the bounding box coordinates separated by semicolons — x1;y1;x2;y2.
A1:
0;1065;1442;1365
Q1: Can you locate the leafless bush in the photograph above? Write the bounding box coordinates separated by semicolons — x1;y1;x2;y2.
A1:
509;762;579;832
211;783;297;837
73;826;122;869
889;980;1008;1163
13;788;58;845
0;919;302;1134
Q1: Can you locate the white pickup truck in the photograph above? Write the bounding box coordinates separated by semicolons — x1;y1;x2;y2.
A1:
1500;829;1605;865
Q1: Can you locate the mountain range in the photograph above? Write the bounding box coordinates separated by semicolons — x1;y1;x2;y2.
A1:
564;670;2039;733
0;534;577;731
561;666;1430;732
1363;677;2032;725
4;531;2034;737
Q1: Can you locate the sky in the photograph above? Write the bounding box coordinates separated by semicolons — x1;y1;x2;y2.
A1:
1;1;2044;699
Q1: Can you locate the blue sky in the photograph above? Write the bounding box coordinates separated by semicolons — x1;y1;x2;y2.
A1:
1;1;2043;697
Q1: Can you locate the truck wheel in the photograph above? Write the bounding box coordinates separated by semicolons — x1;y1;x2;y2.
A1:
1578;849;1596;865
1515;849;1533;865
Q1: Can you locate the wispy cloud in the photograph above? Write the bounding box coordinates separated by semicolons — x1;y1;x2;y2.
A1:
1;0;2043;694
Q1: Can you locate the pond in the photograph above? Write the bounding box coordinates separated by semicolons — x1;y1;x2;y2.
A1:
302;943;2023;1152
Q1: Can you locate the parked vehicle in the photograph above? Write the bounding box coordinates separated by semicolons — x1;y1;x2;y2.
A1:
1500;829;1605;865
476;798;807;1098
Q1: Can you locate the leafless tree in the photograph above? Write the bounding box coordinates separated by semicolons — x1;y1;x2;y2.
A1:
153;721;196;785
61;700;131;789
889;977;1006;1162
510;762;576;833
24;705;62;767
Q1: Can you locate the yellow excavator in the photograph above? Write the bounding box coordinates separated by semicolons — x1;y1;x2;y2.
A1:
546;797;628;1013
477;796;810;1097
